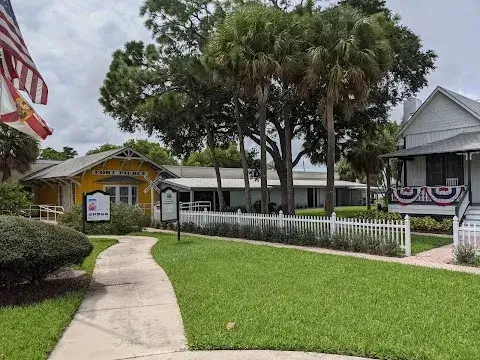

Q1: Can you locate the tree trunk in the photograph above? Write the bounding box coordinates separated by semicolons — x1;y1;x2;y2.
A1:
258;87;269;214
366;171;371;210
234;91;252;212
202;115;225;211
274;159;288;213
284;111;295;215
325;99;335;215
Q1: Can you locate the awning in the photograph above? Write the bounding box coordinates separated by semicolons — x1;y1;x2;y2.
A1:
95;176;145;184
381;131;480;158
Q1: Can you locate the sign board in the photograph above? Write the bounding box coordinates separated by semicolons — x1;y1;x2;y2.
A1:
161;187;178;222
85;191;111;223
92;170;147;176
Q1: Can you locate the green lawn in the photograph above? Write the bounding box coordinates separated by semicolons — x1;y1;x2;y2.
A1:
411;234;452;255
151;233;480;360
296;206;366;218
0;238;117;360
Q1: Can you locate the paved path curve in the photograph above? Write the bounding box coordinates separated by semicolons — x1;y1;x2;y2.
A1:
49;236;369;360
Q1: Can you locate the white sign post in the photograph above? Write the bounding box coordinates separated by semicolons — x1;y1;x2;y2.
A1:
82;190;111;233
161;187;180;241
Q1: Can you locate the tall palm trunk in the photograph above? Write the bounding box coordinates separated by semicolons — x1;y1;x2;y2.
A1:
325;99;335;215
258;85;269;214
234;91;252;212
202;115;225;211
284;109;295;215
366;171;371;210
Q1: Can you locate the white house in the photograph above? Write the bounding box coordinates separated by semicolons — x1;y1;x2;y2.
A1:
382;87;480;223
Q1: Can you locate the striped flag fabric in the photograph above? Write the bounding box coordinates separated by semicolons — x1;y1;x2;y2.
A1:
0;0;48;104
0;71;52;139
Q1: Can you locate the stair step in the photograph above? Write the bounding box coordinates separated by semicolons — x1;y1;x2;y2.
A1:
466;210;480;215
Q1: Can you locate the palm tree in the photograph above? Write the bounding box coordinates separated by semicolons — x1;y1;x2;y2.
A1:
304;6;392;215
345;123;397;209
206;4;293;213
0;124;40;183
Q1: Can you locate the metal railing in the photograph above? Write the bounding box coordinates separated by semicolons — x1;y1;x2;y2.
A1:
179;201;212;211
21;204;65;222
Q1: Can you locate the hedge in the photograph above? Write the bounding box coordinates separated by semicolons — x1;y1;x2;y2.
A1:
155;221;402;257
0;216;93;285
59;203;151;235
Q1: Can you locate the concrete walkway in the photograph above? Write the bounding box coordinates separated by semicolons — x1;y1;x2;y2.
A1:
49;235;369;360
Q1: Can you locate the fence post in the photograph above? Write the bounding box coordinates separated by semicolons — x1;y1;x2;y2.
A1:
330;212;336;236
278;210;284;228
203;208;207;227
453;215;459;247
237;209;241;224
404;215;411;257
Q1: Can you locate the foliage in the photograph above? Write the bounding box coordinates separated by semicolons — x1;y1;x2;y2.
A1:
336;157;362;182
85;143;121;155
0;217;92;285
40;146;78;160
0;124;39;182
174;221;401;257
184;142;256;168
0;182;32;214
0;238;116;360
453;244;479;266
58;203;151;235
151;232;480;360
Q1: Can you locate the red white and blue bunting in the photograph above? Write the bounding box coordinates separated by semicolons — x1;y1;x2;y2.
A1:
391;186;465;206
424;186;464;206
392;187;422;205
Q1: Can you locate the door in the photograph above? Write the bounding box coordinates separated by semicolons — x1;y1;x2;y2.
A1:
60;184;71;212
471;154;480;203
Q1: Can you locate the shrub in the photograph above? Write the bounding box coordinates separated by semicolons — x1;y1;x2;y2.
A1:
453;244;479;265
0;216;92;285
0;182;32;215
59;203;151;235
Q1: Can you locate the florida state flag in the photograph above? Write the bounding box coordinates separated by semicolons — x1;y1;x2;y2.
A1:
0;71;52;140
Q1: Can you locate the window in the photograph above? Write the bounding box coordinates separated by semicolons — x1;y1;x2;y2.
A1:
426;154;464;186
103;186;138;205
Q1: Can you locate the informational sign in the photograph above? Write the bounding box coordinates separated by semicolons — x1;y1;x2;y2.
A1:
161;187;178;222
84;191;111;223
92;170;147;176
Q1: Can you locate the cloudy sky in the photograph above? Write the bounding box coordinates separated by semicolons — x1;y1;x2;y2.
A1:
13;0;480;168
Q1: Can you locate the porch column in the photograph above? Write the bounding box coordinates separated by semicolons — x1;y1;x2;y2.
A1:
403;159;407;186
386;159;392;203
468;152;472;201
150;188;155;221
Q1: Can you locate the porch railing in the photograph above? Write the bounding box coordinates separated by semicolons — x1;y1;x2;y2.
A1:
390;185;467;206
455;187;470;221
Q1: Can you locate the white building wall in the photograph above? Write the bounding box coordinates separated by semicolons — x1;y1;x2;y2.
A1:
316;188;326;207
230;189;261;207
405;126;480;148
294;188;308;207
406;156;426;186
403;92;480;143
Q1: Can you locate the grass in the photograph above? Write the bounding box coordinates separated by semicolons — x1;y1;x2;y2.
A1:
296;206;366;218
151;232;480;360
411;234;452;255
0;238;117;360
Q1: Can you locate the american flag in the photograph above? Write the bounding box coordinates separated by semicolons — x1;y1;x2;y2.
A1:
0;0;48;104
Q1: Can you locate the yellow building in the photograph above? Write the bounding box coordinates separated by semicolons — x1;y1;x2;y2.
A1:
21;148;176;216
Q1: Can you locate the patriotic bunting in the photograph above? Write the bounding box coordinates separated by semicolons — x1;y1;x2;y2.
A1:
391;186;465;206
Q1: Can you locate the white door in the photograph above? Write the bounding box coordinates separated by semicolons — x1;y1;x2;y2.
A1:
470;154;480;203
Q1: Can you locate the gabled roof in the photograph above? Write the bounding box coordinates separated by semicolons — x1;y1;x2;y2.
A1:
382;131;480;158
399;87;480;136
22;147;177;181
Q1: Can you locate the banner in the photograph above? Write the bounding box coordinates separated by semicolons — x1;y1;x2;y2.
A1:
391;187;422;205
425;186;464;206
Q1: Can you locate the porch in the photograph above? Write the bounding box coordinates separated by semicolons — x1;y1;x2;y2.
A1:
382;131;480;219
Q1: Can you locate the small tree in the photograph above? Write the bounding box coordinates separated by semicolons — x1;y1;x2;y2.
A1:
0;124;39;182
0;182;32;214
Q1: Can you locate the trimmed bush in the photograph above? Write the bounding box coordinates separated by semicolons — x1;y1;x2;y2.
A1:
59;203;151;235
0;216;93;285
178;221;402;257
453;244;479;266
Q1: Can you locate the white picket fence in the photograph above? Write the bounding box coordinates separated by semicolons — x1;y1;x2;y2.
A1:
179;210;412;256
454;216;480;248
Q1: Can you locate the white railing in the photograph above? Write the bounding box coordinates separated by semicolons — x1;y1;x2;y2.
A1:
21;204;65;222
180;210;411;256
180;201;212;211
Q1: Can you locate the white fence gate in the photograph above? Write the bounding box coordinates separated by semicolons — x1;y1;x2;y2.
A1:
180;210;411;256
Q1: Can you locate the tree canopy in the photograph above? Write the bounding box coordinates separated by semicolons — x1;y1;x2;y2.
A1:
184;143;257;168
40;147;78;161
